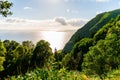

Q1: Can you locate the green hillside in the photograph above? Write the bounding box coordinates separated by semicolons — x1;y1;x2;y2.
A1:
62;11;120;78
62;9;120;53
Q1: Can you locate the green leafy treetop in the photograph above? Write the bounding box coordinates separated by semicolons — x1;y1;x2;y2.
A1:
0;40;6;71
0;0;13;17
82;15;120;78
31;40;53;68
0;0;12;72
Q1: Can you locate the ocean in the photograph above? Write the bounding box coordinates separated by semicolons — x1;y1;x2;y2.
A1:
0;30;76;51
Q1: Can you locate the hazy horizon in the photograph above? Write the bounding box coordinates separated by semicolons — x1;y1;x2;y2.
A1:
0;0;120;51
0;30;76;51
0;0;120;31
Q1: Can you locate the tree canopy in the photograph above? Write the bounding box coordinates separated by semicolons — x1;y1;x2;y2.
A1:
0;0;12;17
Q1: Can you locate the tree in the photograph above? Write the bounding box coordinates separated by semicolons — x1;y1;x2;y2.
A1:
3;40;19;67
31;40;53;68
0;0;12;72
3;40;20;70
12;45;30;74
0;40;6;71
54;48;62;62
62;38;93;70
0;57;5;71
22;40;34;53
0;1;12;71
8;40;20;52
0;40;6;57
2;40;20;76
82;23;120;77
62;53;76;70
0;0;13;17
53;49;63;69
3;40;10;52
22;41;34;49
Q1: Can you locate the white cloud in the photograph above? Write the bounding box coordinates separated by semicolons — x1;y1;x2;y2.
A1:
0;17;88;31
67;18;88;27
24;7;32;10
5;18;28;23
96;0;109;2
54;17;88;27
55;17;67;25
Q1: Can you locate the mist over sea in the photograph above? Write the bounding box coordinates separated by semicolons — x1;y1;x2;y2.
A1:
0;30;76;51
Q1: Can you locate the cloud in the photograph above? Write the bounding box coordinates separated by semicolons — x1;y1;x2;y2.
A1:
67;19;88;27
55;17;67;25
24;7;32;10
5;18;28;23
54;17;88;27
0;17;88;31
96;0;109;2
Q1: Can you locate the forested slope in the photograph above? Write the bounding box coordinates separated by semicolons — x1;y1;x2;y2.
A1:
63;9;120;53
62;13;120;78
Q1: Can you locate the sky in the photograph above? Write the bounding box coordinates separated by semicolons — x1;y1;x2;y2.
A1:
0;0;120;31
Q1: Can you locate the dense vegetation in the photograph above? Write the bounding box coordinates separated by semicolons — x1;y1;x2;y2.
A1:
0;40;53;78
62;10;120;79
63;9;120;53
1;9;120;79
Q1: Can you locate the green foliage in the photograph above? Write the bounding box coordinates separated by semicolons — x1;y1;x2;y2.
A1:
0;41;6;72
53;49;63;69
0;40;6;57
71;38;93;54
63;9;120;54
22;40;34;51
31;40;53;68
62;53;75;70
0;57;5;71
54;49;63;62
1;40;34;78
3;40;10;52
0;0;13;17
2;40;20;75
82;17;120;76
8;68;120;80
89;12;110;34
106;69;120;79
93;22;113;41
62;38;93;70
4;40;20;52
8;68;88;80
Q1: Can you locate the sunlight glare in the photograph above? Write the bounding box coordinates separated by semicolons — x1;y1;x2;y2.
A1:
41;31;65;51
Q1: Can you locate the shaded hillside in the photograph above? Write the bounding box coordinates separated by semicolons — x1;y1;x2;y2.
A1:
62;13;120;78
63;9;120;53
